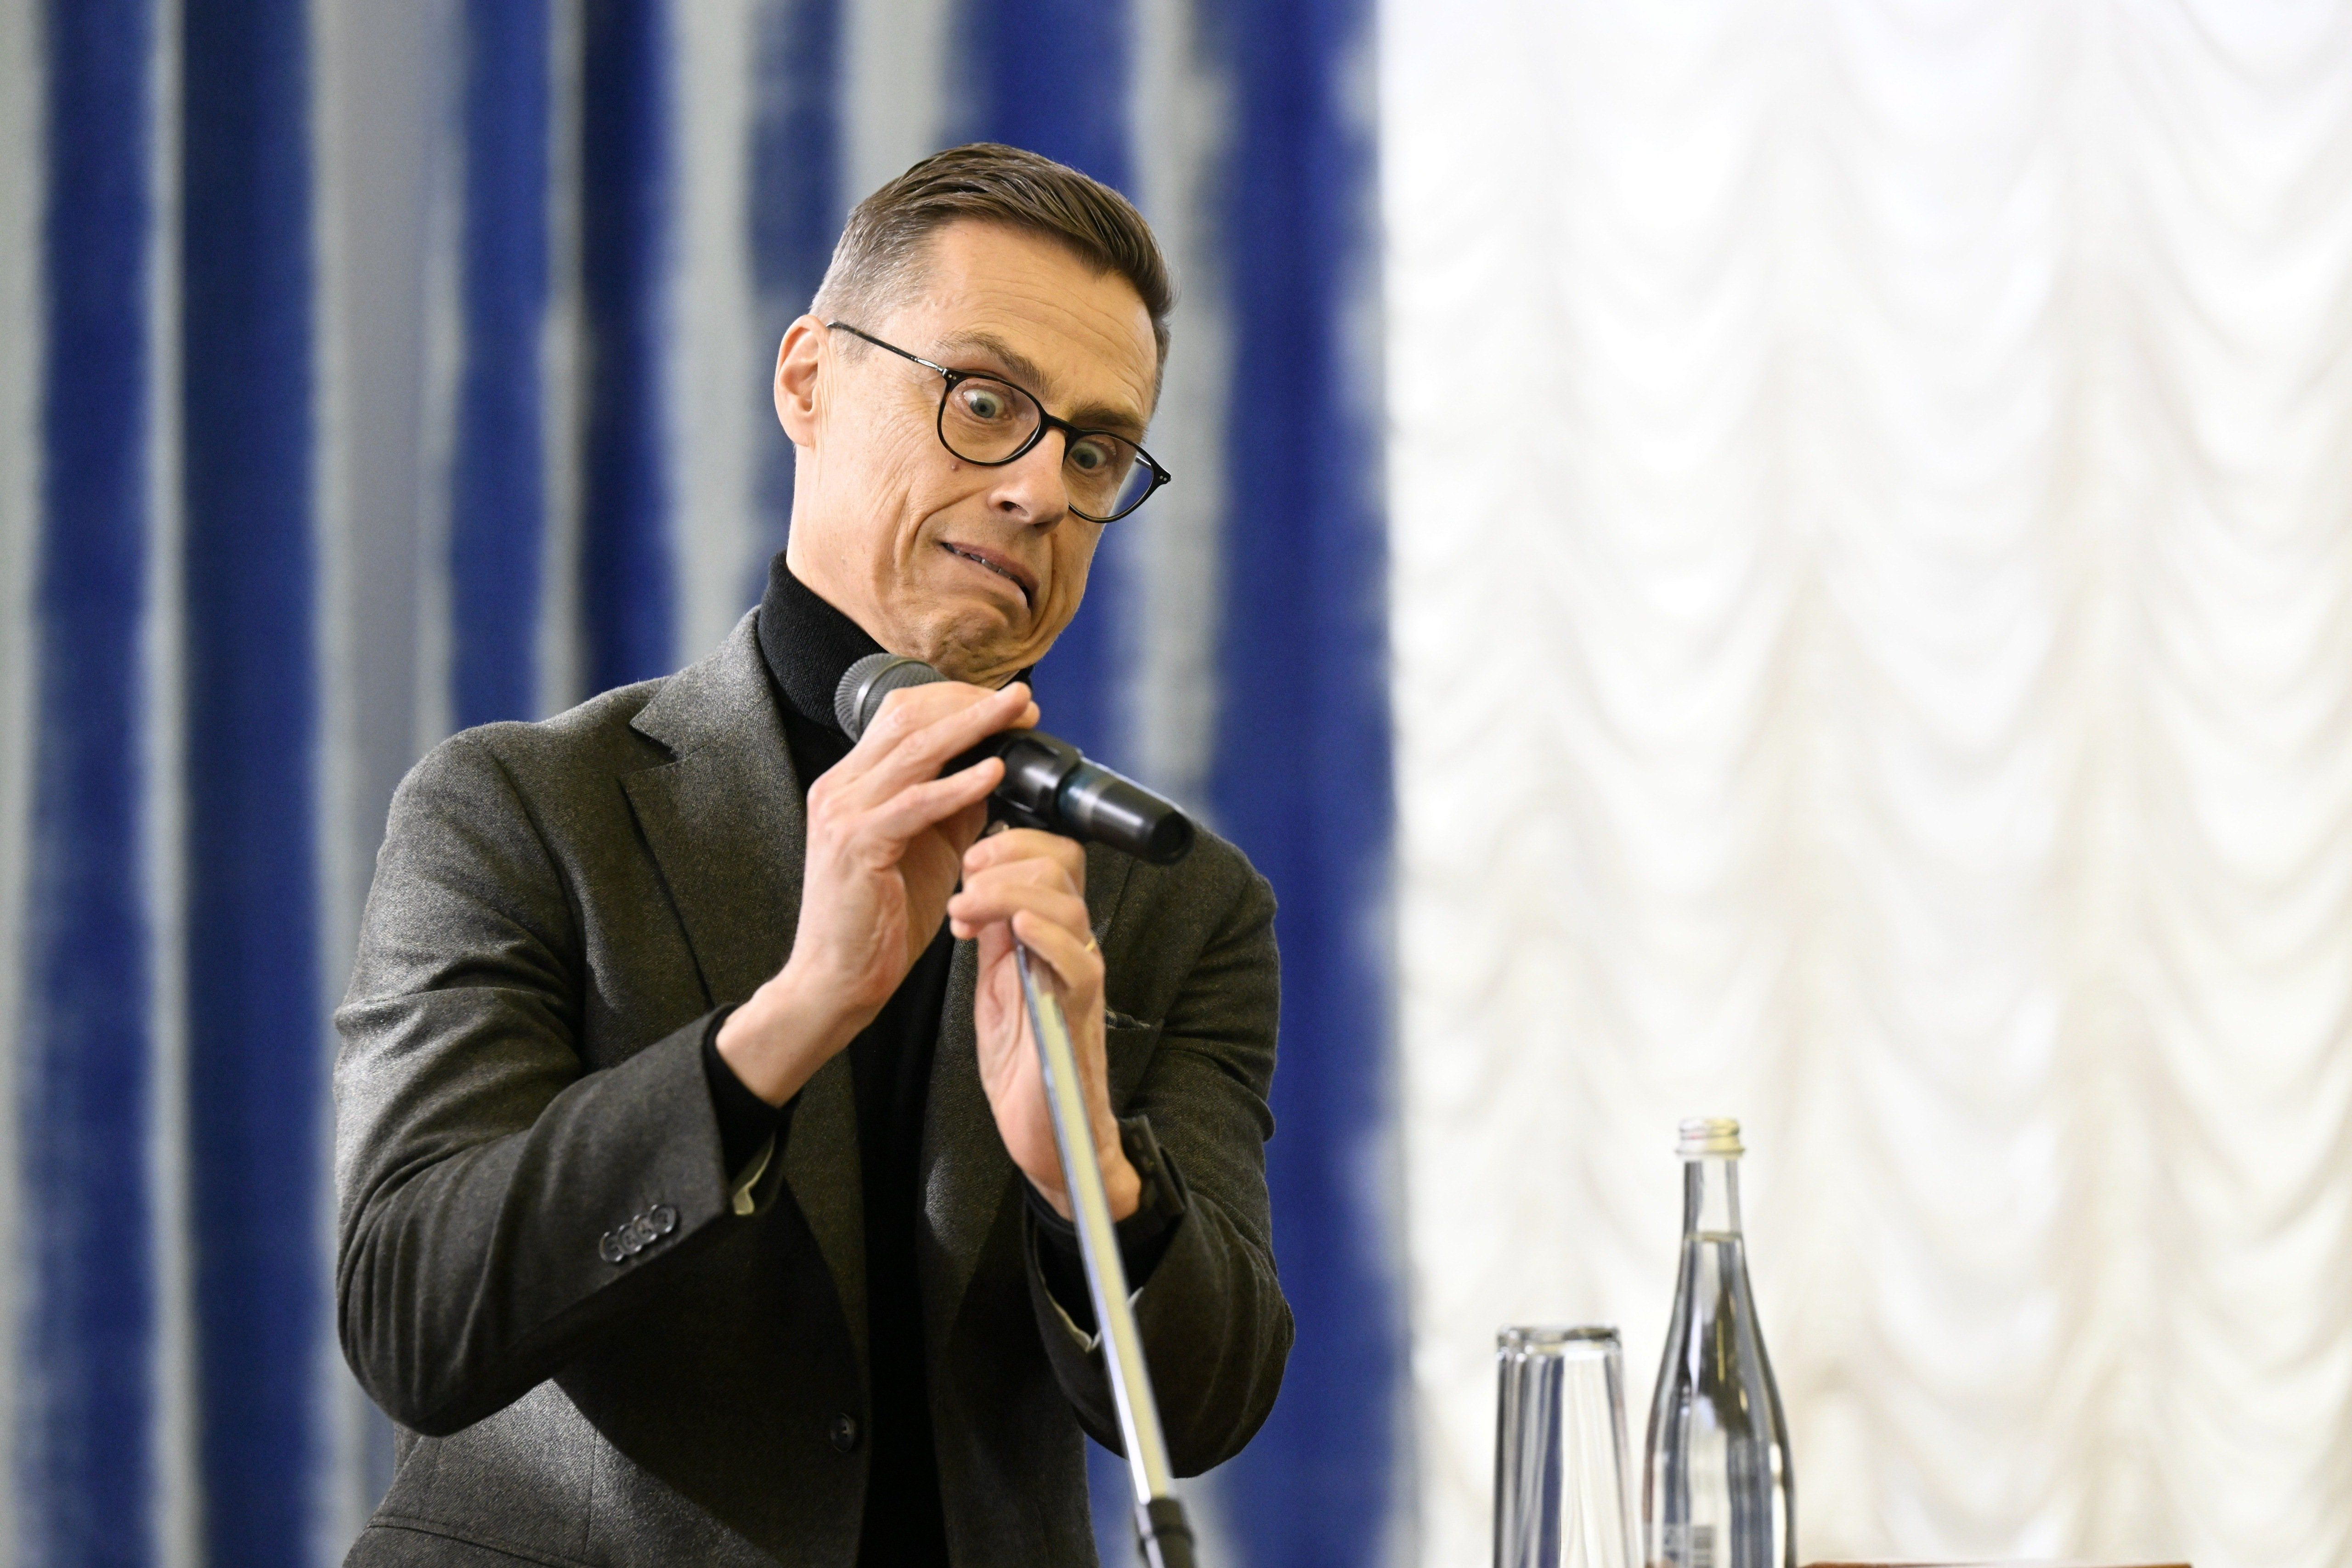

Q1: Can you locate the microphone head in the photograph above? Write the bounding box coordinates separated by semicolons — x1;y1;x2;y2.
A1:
834;653;946;740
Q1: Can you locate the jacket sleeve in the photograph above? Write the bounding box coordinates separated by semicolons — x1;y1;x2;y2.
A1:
1023;860;1293;1476
332;731;782;1437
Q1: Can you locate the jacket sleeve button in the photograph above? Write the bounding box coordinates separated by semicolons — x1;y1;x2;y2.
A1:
598;1232;626;1265
650;1204;677;1235
827;1414;860;1454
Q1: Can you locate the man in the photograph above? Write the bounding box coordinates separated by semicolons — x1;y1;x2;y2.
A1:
334;144;1290;1567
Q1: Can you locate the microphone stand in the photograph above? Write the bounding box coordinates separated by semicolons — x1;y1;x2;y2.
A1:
1014;941;1199;1568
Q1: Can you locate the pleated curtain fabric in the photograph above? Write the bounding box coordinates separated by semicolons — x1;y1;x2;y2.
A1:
1385;5;2352;1568
0;2;1398;1564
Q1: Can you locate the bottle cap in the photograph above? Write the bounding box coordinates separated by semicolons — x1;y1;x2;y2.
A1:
1676;1117;1743;1158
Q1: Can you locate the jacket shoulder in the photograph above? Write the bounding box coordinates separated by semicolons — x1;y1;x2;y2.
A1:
408;679;667;799
1130;821;1273;932
405;610;770;806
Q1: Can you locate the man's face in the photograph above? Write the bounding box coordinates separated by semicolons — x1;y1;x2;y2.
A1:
777;220;1159;686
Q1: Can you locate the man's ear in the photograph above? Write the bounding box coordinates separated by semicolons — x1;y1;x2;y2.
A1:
774;314;826;447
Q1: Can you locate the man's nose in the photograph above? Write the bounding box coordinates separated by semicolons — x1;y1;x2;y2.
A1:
990;432;1070;525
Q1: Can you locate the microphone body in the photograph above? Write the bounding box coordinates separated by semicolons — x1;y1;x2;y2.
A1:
834;653;1196;866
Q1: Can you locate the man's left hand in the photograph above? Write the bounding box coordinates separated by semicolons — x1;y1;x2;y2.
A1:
950;827;1141;1222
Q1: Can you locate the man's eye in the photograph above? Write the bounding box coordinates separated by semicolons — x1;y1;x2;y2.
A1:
1069;438;1114;473
960;385;1010;421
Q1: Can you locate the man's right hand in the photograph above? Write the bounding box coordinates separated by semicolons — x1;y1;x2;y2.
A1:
714;678;1039;1105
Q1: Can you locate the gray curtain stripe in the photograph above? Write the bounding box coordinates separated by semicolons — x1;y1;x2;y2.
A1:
668;0;768;667
0;0;43;1550
1124;0;1233;815
144;2;196;1560
840;0;951;212
307;0;456;1544
537;0;588;720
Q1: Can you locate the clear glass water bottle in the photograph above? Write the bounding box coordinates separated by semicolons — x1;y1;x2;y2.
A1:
1641;1118;1795;1568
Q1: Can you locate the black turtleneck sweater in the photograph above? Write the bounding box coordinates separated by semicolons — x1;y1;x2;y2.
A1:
698;556;1179;1567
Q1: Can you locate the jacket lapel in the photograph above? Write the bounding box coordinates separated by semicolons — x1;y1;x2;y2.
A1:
620;613;865;1350
620;737;803;1010
917;936;1007;1364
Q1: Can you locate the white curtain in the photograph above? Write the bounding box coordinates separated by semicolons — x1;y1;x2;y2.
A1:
1382;4;2352;1565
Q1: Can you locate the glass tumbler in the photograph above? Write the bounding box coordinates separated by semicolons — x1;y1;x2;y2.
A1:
1495;1325;1636;1568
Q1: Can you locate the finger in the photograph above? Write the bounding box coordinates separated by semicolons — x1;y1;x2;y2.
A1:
853;756;1004;848
823;677;988;776
829;679;1008;784
1006;907;1105;1002
838;682;1035;805
875;676;1034;742
954;848;1082;904
817;679;1004;795
961;825;1086;885
822;710;1010;831
900;679;1036;759
949;891;1092;947
950;866;1095;959
947;863;1089;940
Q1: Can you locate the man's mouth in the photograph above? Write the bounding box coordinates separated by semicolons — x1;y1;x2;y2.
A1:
939;542;1036;608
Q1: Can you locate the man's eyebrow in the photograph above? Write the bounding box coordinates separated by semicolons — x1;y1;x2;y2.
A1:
933;330;1147;436
934;331;1046;387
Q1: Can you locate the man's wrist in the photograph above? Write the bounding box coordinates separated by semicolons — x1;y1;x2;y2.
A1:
702;1009;793;1177
1024;1118;1192;1328
1032;1145;1142;1223
714;965;862;1106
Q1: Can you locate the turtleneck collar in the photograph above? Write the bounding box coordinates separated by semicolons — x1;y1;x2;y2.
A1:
756;552;884;735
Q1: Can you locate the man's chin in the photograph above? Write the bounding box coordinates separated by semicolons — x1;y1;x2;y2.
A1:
902;601;1039;684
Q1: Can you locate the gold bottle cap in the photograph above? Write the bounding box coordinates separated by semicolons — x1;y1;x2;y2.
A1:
1677;1117;1743;1158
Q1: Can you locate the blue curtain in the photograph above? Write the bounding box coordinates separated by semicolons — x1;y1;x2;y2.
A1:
577;0;677;697
2;1;1396;1562
1205;5;1398;1562
449;0;552;729
750;0;842;592
27;1;160;1558
179;5;323;1563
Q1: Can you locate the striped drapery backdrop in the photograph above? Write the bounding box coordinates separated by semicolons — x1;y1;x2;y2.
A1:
0;2;1402;1565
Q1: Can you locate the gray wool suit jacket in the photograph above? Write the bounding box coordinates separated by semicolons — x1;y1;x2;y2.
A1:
333;612;1291;1567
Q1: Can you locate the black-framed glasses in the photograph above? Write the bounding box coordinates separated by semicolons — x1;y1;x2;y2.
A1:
828;321;1171;523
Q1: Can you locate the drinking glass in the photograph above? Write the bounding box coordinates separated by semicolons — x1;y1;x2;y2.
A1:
1496;1325;1636;1568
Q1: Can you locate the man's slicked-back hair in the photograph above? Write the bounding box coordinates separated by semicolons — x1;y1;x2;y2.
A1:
812;143;1174;384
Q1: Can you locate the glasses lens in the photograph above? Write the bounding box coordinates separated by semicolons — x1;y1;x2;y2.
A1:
939;376;1040;463
1066;433;1154;521
937;373;1158;520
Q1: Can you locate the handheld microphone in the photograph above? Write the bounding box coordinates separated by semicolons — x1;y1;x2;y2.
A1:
834;653;1196;866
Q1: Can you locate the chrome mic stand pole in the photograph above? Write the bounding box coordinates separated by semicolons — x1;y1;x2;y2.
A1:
1014;942;1198;1568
